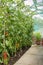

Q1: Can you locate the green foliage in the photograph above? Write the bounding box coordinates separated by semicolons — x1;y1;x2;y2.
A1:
34;32;41;41
0;0;33;64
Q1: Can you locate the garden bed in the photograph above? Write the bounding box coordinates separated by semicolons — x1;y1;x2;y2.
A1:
0;46;31;65
0;0;33;65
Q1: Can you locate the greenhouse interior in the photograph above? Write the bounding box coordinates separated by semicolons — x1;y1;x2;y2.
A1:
0;0;43;65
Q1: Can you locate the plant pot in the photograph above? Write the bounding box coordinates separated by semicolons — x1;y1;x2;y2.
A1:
36;40;40;45
42;38;43;45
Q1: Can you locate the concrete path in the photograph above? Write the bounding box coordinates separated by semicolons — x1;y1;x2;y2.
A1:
14;44;43;65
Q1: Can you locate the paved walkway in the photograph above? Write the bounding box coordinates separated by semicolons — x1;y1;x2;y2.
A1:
14;44;43;65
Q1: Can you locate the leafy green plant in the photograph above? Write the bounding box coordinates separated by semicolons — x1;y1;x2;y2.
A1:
35;32;41;41
0;0;33;64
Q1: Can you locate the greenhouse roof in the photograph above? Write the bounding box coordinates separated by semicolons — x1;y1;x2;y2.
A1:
24;0;43;16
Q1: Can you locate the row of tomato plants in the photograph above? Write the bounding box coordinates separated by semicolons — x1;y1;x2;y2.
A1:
0;0;33;65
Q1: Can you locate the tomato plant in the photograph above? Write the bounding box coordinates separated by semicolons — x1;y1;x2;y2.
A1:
0;0;34;64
